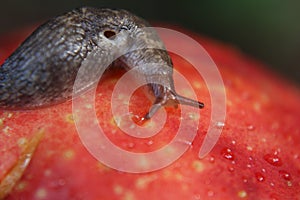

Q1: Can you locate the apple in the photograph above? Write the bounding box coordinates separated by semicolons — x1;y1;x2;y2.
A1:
0;25;299;200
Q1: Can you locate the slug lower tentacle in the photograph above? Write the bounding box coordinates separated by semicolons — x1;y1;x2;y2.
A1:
0;7;204;118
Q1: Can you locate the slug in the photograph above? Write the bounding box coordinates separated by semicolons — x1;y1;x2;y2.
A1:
0;7;204;119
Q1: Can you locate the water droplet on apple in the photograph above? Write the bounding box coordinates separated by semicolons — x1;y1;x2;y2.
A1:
263;154;283;167
279;170;291;181
247;156;254;168
247;125;255;131
146;140;154;146
248;156;254;161
221;148;235;161
208;156;215;163
178;139;193;146
246;164;252;168
175;138;193;146
242;178;248;183
228;166;235;172
215;121;225;128
255;172;265;182
126;142;135;149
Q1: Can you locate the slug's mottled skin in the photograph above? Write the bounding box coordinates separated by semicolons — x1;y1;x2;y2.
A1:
0;7;203;119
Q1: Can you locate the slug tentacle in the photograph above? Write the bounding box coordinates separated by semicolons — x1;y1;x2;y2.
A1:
143;84;204;120
0;7;204;119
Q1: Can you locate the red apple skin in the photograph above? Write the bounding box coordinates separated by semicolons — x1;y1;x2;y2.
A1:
0;25;300;200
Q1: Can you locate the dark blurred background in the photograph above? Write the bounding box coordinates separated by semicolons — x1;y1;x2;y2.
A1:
0;0;299;84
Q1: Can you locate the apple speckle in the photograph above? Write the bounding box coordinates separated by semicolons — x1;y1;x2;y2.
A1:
246;146;253;151
179;90;194;99
135;175;157;190
62;149;75;160
188;112;199;121
110;116;120;127
17;137;28;147
237;190;247;198
192;81;202;89
35;187;47;199
65;114;75;124
96;162;110;172
116;93;126;101
15;180;27;192
85;104;93;109
3;126;11;136
43;169;52;177
137;156;149;169
253;102;261;112
123;191;135;200
144;120;156;129
113;184;124;195
192;160;205;173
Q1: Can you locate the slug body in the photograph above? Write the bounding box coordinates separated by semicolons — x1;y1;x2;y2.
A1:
0;7;203;118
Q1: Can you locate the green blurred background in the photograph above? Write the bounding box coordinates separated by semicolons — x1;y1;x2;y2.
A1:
0;0;299;84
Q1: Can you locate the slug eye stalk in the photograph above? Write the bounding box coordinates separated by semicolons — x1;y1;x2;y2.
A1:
143;86;204;120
